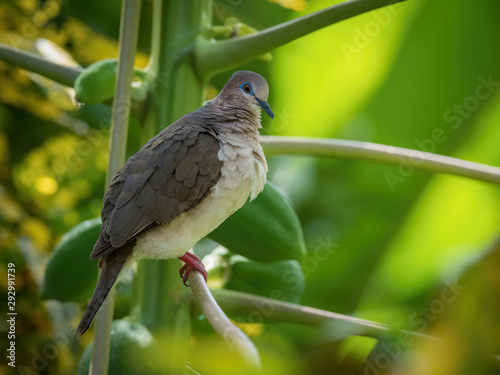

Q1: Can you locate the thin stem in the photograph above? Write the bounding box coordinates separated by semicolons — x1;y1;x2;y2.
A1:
91;0;142;374
105;2;142;181
195;0;408;77
212;289;436;342
0;43;82;86
189;272;262;370
260;136;500;185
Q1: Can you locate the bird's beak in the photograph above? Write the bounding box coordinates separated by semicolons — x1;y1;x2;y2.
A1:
256;97;274;119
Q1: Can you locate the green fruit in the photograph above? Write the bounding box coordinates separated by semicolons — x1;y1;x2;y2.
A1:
74;59;145;104
210;182;307;262
40;218;100;302
78;319;168;375
224;255;305;303
74;59;118;104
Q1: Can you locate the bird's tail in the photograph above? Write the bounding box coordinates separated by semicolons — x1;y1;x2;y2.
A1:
76;254;124;337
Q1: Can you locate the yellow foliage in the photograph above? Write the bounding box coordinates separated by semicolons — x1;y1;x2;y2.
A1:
53;187;77;209
233;321;264;337
34;175;58;195
0;186;24;222
20;216;51;252
0;1;148;129
270;0;306;12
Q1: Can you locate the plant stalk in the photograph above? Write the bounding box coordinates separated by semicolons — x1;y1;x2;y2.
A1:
90;0;142;374
0;43;82;86
212;289;436;343
261;136;500;185
195;0;408;77
189;271;261;369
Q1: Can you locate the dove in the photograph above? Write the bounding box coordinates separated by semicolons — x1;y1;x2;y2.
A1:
77;71;273;336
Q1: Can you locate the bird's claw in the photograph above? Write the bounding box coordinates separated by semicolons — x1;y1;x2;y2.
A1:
178;252;208;287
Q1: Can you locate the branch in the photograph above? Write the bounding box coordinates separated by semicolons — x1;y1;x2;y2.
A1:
260;136;500;185
212;289;436;342
188;271;262;370
90;0;142;374
195;0;408;76
0;43;82;86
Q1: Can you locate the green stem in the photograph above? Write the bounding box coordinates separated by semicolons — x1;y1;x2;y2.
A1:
154;1;209;127
261;136;500;185
189;270;261;369
195;0;408;77
91;0;142;374
0;43;82;86
212;289;436;342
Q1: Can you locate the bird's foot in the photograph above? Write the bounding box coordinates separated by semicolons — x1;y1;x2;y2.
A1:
178;252;208;286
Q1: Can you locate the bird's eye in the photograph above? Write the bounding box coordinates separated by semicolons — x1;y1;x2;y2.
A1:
242;84;252;93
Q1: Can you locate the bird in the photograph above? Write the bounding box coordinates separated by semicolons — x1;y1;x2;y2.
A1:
77;71;273;337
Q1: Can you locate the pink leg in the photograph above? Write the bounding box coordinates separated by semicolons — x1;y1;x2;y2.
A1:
178;252;208;286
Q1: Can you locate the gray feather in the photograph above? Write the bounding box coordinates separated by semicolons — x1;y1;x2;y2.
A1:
77;246;132;337
89;124;222;261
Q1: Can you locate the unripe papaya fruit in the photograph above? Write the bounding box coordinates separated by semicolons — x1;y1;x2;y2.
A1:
78;319;168;375
204;248;305;303
40;218;100;302
210;182;307;262
225;256;305;303
74;58;145;104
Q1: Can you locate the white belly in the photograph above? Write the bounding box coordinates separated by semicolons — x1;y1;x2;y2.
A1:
133;136;267;260
133;177;251;260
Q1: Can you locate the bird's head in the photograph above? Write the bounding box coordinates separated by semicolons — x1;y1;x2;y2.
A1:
219;71;274;119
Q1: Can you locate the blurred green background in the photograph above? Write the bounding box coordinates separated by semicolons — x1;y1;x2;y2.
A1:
1;0;500;374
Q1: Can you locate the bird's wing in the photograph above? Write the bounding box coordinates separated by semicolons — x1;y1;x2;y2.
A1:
90;123;222;260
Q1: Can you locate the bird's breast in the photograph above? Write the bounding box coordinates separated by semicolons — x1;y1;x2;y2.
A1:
133;139;267;261
214;140;267;200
